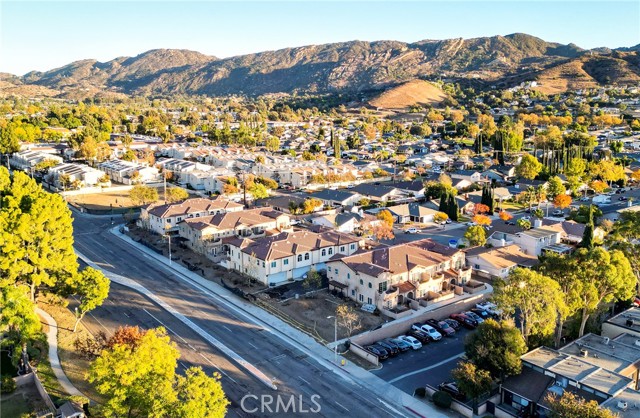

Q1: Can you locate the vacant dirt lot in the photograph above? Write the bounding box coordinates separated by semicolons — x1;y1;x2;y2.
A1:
260;290;386;343
68;186;192;211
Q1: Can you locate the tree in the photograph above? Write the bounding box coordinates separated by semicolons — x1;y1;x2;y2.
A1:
606;212;640;292
248;182;269;200
553;194;572;210
473;203;490;215
493;268;567;344
498;211;513;221
433;212;448;224
166;187;189;203
464;225;486;247
464;319;527;381
471;214;491;226
546;176;566;199
517;218;532;230
90;327;227;418
0;171;78;300
372;222;395;241
302;268;322;291
589;180;608;194
376;210;394;228
129;185;159;206
302;198;323;214
336;304;361;337
581;205;595;249
572;247;635;337
545;392;616;418
0;285;41;353
451;362;492;414
447;193;459;221
68;267;110;332
173;367;229;418
265;136;280;153
516;154;543;180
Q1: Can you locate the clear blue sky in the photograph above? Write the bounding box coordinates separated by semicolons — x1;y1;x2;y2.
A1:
1;1;639;75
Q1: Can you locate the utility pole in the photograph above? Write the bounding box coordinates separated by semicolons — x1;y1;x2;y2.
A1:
327;315;337;363
163;170;167;204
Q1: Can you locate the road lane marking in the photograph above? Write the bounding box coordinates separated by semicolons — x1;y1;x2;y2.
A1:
335;401;349;412
143;308;189;344
299;377;311;385
248;342;258;349
388;352;465;383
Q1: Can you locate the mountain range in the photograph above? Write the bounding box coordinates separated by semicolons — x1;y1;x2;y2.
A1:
1;33;639;101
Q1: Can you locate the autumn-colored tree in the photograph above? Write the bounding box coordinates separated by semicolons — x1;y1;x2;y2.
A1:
106;326;147;350
631;169;640;182
336;304;361;337
516;154;543;180
452;362;492;414
498;211;513;221
545;392;616;418
553;194;572;210
302;198;323;214
372;222;395;241
472;214;491;226
129;184;159;206
589;180;608;194
473;203;490;215
434;212;449;224
376;210;394;228
166;187;189;203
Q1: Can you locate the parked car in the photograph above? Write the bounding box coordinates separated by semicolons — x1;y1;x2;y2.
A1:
476;302;502;317
552;209;564;216
464;311;485;324
411;323;443;341
405;227;420;234
425;319;456;337
470;308;492;320
438;382;465;400
385;338;410;352
408;330;431;344
619;196;628;201
443;318;461;330
365;345;389;360
398;335;422;350
361;304;377;314
375;341;399;356
450;313;477;329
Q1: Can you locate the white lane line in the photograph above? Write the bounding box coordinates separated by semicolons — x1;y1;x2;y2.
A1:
196;352;238;384
388;352;465;383
299;376;311;386
222;325;232;332
248;342;258;350
143;308;190;345
335;401;349;412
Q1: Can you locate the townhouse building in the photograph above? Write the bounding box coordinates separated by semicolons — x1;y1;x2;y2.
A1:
98;159;160;184
140;197;244;235
226;230;362;286
326;239;471;314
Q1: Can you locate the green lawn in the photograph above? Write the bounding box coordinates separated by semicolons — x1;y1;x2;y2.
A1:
1;395;32;417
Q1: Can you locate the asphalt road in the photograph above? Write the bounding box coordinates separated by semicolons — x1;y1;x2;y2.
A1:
371;329;472;395
72;213;406;418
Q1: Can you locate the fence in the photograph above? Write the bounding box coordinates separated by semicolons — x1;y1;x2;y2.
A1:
348;342;379;366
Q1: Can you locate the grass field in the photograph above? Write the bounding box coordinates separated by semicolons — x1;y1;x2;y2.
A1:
67;186;189;211
0;394;32;417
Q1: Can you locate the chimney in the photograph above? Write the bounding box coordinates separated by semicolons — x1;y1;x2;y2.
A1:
533;219;542;228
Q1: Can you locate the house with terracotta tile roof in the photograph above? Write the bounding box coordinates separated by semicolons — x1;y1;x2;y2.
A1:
464;244;538;279
177;208;290;258
226;230;362;286
140;197;244;235
326;239;471;314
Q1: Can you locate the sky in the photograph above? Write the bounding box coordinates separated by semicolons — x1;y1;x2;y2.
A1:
1;0;639;76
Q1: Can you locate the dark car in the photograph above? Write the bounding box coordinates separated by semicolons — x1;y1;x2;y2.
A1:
408;330;431;344
443;318;461;330
470;308;492;320
438;382;465;400
365;345;389;360
450;313;477;329
375;341;399;356
619;196;628;201
425;319;456;337
383;338;410;353
464;311;485;324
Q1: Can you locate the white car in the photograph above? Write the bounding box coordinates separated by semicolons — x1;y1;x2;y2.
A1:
412;323;442;341
398;335;422;350
476;302;502;317
405;227;420;234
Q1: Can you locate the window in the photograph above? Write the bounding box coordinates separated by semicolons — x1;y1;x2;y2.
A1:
340;246;345;252
298;254;302;262
350;244;355;250
347;273;351;280
167;219;172;224
328;248;333;255
351;290;355;296
304;253;310;260
256;260;260;266
359;294;364;302
271;261;276;268
367;297;372;304
262;262;265;267
368;282;372;289
474;264;480;269
321;249;326;256
378;282;387;293
284;259;289;265
335;268;339;274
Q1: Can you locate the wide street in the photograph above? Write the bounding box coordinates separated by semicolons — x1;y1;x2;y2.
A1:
71;212;419;418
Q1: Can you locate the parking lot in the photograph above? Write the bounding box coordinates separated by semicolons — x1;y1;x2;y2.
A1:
371;326;474;395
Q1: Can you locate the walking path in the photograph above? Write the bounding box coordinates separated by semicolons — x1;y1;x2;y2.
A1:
35;308;86;398
101;226;457;418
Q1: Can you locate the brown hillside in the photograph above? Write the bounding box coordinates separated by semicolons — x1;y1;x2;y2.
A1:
369;80;447;109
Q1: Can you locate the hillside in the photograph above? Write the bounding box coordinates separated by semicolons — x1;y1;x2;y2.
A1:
2;33;638;98
369;80;447;109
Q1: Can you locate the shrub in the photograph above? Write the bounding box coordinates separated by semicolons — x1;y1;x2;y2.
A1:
1;375;16;393
432;390;452;408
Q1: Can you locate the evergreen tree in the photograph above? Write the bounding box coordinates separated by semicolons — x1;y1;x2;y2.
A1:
581;205;595;249
448;193;459;221
439;190;448;213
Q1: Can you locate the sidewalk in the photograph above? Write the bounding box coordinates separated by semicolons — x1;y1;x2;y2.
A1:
36;308;86;398
108;226;458;418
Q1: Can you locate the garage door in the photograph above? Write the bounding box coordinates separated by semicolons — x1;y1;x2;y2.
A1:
268;272;287;286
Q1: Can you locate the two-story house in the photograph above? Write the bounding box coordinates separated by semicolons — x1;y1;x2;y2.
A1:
487;221;563;256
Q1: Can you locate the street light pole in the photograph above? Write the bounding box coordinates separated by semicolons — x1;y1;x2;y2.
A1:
165;234;172;265
327;315;337;363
